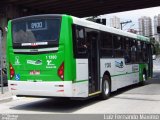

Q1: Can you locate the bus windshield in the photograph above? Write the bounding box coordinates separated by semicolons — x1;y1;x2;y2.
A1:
12;18;61;45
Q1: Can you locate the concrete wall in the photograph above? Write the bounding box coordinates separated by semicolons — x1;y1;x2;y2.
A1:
0;5;21;68
0;17;7;68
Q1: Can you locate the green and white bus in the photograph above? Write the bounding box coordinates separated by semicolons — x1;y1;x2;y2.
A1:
7;14;153;99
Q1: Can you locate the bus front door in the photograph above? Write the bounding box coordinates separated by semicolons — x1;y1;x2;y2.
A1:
87;31;100;94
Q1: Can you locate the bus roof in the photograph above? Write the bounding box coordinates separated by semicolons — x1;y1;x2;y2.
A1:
10;14;150;43
70;15;150;43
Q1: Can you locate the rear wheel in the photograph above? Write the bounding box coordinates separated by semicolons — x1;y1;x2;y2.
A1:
100;75;111;100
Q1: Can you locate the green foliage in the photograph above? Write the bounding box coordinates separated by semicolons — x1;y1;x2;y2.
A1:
150;37;160;55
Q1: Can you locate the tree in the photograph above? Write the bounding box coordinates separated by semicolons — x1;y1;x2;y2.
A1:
150;37;160;55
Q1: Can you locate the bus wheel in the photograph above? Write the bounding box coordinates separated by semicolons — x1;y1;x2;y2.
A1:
140;71;146;86
100;75;111;100
143;72;146;82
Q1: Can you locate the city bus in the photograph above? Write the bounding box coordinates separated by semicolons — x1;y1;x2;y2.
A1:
7;14;153;100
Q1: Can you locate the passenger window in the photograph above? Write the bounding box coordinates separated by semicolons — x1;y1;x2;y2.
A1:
113;35;123;58
130;40;137;63
137;41;142;62
100;32;113;57
101;32;112;49
141;42;148;62
124;38;131;63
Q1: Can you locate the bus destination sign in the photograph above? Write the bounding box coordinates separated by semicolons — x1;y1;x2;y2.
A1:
27;20;46;31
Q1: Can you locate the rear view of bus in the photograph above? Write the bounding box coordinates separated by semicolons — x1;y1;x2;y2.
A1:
7;15;76;98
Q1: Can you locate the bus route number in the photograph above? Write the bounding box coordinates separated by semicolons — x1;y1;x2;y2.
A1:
46;55;57;60
31;22;43;29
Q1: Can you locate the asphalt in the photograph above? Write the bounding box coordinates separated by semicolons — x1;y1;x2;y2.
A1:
0;87;12;103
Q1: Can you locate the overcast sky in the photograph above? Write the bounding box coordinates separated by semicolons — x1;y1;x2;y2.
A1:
99;6;160;32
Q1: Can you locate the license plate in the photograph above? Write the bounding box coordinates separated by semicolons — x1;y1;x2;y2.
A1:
30;70;40;75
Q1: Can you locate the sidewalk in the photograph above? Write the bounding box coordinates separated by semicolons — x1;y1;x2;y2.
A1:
0;87;12;103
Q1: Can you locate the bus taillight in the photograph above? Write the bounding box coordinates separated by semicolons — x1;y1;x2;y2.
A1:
10;63;15;79
58;62;64;80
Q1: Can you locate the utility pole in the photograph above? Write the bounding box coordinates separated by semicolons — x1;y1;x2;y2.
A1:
120;20;132;30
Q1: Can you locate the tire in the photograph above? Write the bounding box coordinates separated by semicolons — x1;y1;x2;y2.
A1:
100;75;111;100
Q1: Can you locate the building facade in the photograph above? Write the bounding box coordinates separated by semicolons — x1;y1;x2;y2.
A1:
154;14;160;42
138;16;152;37
110;16;120;29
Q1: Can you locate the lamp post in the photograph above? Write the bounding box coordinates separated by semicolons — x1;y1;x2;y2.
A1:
120;20;132;30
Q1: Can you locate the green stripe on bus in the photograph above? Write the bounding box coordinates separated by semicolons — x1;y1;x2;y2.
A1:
111;71;139;77
73;80;88;83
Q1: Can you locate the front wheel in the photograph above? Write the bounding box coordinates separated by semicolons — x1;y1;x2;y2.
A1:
143;72;147;82
139;71;147;86
100;75;111;100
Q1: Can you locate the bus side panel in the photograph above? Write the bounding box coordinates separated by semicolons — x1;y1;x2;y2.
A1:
62;15;76;81
62;16;89;97
71;17;89;97
100;58;139;92
73;59;88;97
6;20;12;81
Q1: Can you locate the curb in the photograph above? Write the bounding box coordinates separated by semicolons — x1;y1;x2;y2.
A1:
0;97;13;103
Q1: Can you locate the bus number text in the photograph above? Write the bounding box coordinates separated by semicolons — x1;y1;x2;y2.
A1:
105;63;111;68
46;55;57;60
31;22;43;29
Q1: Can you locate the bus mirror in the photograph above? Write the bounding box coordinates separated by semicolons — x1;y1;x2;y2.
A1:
151;44;156;60
152;55;156;60
5;27;8;32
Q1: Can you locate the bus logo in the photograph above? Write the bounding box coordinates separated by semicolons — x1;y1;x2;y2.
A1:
27;60;42;65
115;61;124;68
14;56;21;65
47;60;54;66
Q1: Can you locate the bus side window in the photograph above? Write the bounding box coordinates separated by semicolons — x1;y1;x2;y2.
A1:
113;35;123;58
137;41;142;62
130;40;136;63
124;38;131;64
76;27;86;53
100;32;113;57
73;25;88;58
141;42;148;62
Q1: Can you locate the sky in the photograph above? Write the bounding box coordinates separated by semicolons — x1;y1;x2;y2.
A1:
98;6;160;32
